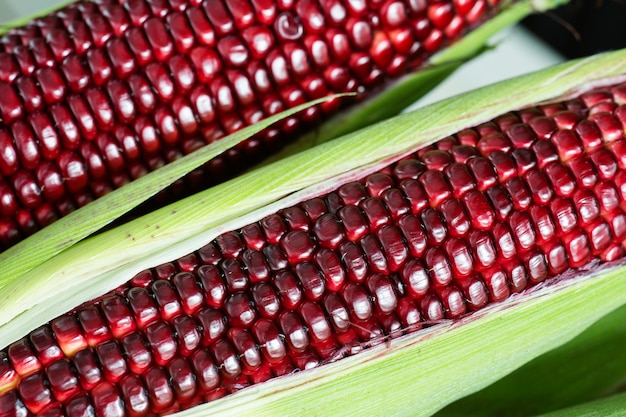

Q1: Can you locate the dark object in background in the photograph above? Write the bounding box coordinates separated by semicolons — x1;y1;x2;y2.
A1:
523;1;626;59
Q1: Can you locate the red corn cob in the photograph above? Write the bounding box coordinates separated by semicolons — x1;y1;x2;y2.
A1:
2;77;626;417
0;0;507;251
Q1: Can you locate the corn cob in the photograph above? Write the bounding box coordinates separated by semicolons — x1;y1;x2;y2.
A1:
2;65;626;416
0;0;510;251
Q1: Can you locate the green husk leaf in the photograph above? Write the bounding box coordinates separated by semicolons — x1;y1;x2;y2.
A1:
534;392;626;417
1;46;624;352
172;261;626;416
435;296;626;417
0;96;337;287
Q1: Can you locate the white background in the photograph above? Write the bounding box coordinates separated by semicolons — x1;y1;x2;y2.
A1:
0;0;68;24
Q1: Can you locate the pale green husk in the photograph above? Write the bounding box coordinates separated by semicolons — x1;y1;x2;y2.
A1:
437;301;626;416
535;392;626;417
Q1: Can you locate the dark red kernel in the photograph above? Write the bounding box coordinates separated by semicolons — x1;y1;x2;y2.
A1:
468;230;497;270
467;157;498;191
440;198;470;237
